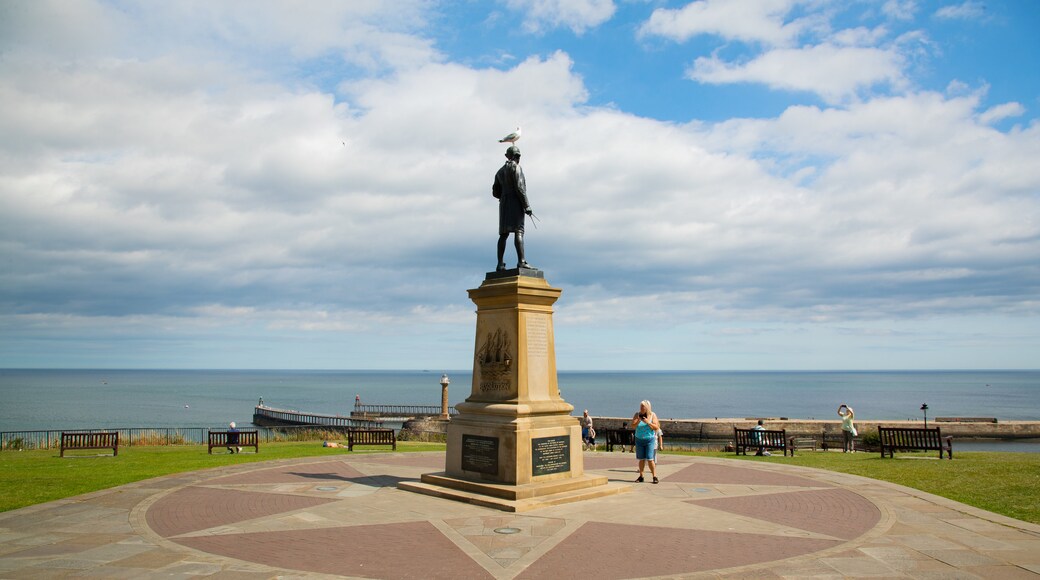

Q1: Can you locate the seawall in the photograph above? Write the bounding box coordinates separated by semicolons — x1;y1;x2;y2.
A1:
589;417;1040;440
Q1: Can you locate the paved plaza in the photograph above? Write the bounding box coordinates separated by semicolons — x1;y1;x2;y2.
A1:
1;451;1038;579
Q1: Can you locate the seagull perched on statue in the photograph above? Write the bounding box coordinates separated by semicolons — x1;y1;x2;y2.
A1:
498;126;521;144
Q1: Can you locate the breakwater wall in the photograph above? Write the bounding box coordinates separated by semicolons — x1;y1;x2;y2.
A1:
590;417;1040;441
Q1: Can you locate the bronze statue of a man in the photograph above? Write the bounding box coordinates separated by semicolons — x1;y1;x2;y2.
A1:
492;145;533;270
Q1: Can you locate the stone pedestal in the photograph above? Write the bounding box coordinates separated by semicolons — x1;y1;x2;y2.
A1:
399;270;626;512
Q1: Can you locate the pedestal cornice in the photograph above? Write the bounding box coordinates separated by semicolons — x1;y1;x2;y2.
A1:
468;275;561;310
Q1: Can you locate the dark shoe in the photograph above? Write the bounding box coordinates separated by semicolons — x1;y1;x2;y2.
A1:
635;475;644;483
652;477;659;484
518;261;533;269
496;263;507;272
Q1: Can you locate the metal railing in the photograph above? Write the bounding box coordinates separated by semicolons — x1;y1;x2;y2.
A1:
352;403;458;417
1;424;388;451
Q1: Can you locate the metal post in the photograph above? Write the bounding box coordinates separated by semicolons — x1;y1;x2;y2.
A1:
921;403;928;428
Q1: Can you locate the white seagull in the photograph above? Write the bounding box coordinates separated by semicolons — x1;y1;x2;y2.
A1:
498;126;521;144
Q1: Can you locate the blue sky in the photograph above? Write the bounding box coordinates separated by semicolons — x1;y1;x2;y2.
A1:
1;0;1038;370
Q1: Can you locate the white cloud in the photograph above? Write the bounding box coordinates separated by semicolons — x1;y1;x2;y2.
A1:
640;2;932;105
505;0;616;34
978;102;1025;125
934;1;987;20
4;39;1037;331
688;43;907;104
639;0;804;46
882;0;918;21
1;1;1038;369
0;0;440;74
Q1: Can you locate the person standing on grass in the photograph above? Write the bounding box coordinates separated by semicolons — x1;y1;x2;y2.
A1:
630;400;660;484
838;404;856;453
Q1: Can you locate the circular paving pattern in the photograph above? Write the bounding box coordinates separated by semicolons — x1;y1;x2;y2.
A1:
134;453;885;579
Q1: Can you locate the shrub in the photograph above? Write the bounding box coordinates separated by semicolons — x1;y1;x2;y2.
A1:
135;431;190;446
397;430;446;443
859;430;880;448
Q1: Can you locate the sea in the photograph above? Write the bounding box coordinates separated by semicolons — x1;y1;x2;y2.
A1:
1;367;1037;427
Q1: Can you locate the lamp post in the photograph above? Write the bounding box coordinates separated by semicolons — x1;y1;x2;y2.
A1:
440;374;451;420
921;403;929;428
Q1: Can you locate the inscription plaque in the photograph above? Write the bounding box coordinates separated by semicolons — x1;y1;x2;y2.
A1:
531;435;570;476
461;434;499;475
526;316;548;357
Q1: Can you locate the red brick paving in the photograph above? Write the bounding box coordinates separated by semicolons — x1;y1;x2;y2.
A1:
516;521;841;579
174;522;494;579
584;455;643;470
207;460;365;484
146;487;336;538
665;462;831;487
15;453;1031;579
356;454;448;469
690;488;880;540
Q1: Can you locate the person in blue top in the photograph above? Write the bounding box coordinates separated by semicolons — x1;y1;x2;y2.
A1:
629;400;660;484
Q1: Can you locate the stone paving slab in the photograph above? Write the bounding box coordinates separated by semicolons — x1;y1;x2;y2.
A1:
1;451;1038;579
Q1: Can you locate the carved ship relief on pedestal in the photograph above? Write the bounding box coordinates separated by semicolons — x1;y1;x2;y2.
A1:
476;328;512;393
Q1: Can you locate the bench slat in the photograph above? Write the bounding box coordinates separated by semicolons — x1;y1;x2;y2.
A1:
878;426;952;459
603;429;635;452
207;430;259;454
733;428;790;456
347;429;396;451
60;432;119;457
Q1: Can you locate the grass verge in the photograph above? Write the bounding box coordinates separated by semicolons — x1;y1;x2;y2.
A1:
680;450;1040;524
0;441;445;513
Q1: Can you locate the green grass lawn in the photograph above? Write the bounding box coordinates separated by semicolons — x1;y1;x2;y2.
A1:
0;441;444;513
3;444;1038;525
684;450;1040;524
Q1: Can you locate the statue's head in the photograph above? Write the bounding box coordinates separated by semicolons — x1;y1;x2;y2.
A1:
506;145;521;160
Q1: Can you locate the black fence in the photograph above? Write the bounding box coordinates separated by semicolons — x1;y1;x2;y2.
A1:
1;424;386;451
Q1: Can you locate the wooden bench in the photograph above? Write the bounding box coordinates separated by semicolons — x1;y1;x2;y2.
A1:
604;428;635;452
878;426;953;459
347;428;396;451
208;430;259;454
789;436;818;452
60;432;118;457
734;427;790;456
